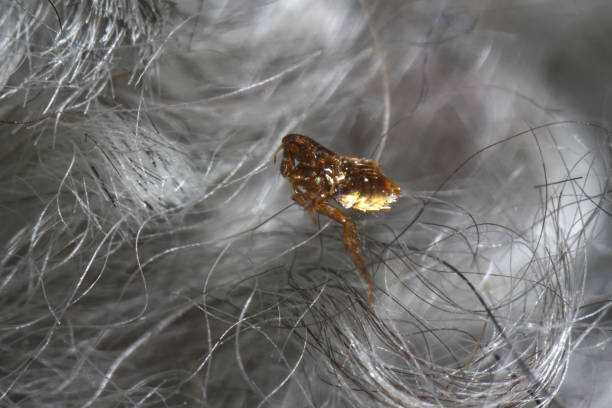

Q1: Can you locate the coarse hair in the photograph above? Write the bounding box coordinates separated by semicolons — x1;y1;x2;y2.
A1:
1;1;611;407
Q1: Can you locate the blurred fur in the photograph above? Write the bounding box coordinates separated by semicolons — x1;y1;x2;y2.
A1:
1;1;611;407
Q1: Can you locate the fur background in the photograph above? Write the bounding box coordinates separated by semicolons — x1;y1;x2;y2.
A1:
1;1;611;407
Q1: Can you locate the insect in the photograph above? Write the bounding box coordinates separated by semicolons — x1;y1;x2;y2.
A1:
276;134;401;306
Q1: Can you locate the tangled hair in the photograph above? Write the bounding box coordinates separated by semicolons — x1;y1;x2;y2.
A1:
1;1;611;407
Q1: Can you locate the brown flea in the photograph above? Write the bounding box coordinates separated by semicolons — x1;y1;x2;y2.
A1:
276;134;401;306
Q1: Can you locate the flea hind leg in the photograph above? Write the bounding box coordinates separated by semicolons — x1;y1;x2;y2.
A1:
312;202;374;306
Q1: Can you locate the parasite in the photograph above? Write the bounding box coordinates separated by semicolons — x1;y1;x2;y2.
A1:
276;134;401;305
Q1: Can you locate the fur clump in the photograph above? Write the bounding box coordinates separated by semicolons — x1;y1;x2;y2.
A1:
0;0;167;114
1;1;611;407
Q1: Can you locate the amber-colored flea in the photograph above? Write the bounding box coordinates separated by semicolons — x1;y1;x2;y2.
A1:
276;134;401;305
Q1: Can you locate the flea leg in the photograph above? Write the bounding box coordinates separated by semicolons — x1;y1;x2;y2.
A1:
291;191;318;224
312;202;374;306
